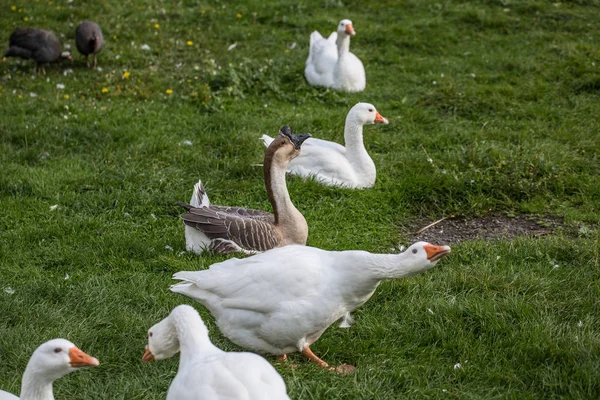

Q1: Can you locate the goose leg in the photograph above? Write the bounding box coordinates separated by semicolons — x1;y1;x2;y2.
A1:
277;354;287;362
93;53;98;69
86;55;90;68
301;345;356;374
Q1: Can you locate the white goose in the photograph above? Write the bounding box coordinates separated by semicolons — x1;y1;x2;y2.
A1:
177;126;311;255
0;339;99;400
305;19;366;92
171;242;450;372
142;305;290;400
260;103;388;189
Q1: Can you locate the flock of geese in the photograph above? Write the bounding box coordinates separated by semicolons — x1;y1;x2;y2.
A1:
2;17;453;400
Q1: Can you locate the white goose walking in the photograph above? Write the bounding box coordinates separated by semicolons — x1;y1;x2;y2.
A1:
142;305;290;400
171;242;450;372
261;103;388;189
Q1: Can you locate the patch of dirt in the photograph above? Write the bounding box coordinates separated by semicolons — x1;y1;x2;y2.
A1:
405;214;564;244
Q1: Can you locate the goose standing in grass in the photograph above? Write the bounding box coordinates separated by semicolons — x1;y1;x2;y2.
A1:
3;28;72;74
305;19;365;92
261;103;388;189
75;21;104;68
0;339;99;400
142;305;290;400
171;242;451;372
177;126;310;255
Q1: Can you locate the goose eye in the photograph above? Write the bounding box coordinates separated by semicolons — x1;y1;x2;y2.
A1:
148;332;153;337
368;109;374;112
412;249;418;254
54;348;62;353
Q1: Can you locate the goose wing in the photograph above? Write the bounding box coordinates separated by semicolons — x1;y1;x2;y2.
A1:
179;206;279;252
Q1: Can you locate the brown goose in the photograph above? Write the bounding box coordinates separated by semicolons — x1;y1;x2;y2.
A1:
75;20;104;68
3;28;72;74
176;126;311;255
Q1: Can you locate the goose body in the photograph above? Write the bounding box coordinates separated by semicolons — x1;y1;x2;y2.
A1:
171;242;451;370
75;21;104;68
143;305;290;400
305;19;365;92
0;339;99;400
261;103;388;189
178;126;310;255
3;28;71;74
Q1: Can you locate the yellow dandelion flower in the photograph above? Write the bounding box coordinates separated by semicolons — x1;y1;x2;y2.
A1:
187;40;193;46
1;57;6;62
18;94;23;99
154;23;160;29
48;1;52;5
166;89;173;95
18;8;22;12
123;71;131;79
11;5;16;11
101;88;108;93
201;9;206;15
23;16;28;21
112;35;117;40
284;49;289;53
64;94;69;99
236;13;242;18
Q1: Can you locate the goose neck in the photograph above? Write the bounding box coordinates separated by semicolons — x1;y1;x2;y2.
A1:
264;150;299;226
170;309;220;364
336;34;350;57
347;252;429;282
20;368;55;400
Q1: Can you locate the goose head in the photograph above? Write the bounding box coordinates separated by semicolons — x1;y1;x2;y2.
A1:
142;316;179;362
268;126;311;162
347;103;389;126
402;241;451;272
60;51;73;61
27;339;99;381
337;19;355;36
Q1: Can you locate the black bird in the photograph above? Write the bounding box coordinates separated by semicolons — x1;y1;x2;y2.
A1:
3;28;72;74
75;21;104;68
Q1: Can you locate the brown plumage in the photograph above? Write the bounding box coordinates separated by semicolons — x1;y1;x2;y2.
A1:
177;126;311;255
75;20;104;68
3;28;71;74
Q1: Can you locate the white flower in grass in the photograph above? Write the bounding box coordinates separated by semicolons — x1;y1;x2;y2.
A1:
181;140;193;146
577;321;583;327
64;43;71;49
227;43;237;51
141;44;151;51
427;308;434;314
151;213;157;220
4;287;15;295
63;69;73;76
56;83;65;90
470;73;476;78
63;115;68;120
289;42;297;50
165;245;174;251
453;363;461;369
553;264;559;269
177;251;186;257
30;92;37;97
64;273;70;280
49;204;59;211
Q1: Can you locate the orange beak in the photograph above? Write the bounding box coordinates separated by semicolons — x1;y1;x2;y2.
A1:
142;347;155;363
345;23;355;35
68;347;100;368
374;112;389;124
423;244;451;262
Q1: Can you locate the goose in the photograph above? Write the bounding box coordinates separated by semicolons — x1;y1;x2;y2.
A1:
305;19;366;92
3;28;72;74
177;126;311;255
0;339;99;400
171;241;451;372
75;21;104;68
142;305;290;400
260;103;388;189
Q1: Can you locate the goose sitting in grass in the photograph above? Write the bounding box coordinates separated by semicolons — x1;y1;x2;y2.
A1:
261;103;388;189
0;339;99;400
142;305;290;400
171;242;451;373
177;126;311;255
305;19;365;92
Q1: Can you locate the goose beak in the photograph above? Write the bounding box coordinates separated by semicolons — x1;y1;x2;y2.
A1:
374;112;389;124
291;133;311;149
345;24;355;35
142;347;155;363
68;347;100;368
424;244;451;262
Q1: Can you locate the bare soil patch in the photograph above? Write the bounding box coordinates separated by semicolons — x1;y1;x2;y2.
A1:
405;214;564;244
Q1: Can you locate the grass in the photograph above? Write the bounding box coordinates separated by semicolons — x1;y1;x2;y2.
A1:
1;0;599;398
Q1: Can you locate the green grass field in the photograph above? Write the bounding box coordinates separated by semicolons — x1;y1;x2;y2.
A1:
1;0;599;398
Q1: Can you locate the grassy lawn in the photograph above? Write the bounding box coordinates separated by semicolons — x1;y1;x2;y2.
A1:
1;0;599;398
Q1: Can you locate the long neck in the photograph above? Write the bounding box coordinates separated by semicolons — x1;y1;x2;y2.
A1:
336;33;350;58
343;119;375;179
171;310;220;368
20;367;55;400
264;152;302;227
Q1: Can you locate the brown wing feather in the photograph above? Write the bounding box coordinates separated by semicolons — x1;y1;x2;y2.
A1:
180;207;280;252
